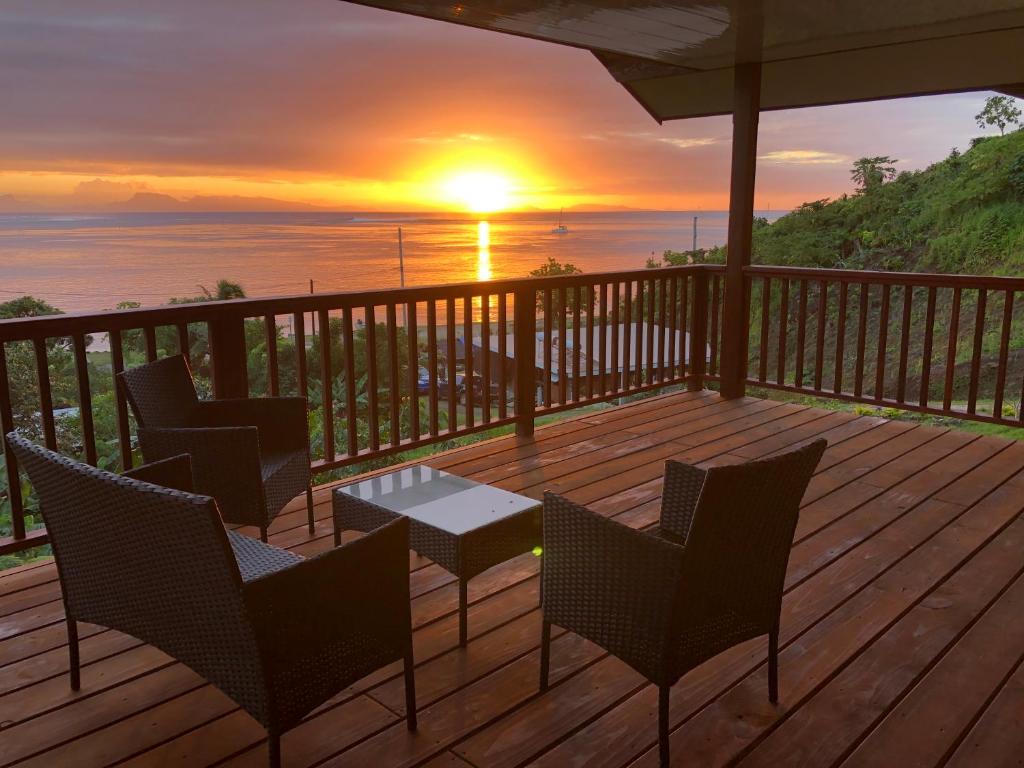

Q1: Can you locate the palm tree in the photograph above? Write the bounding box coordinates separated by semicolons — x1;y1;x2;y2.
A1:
851;156;898;192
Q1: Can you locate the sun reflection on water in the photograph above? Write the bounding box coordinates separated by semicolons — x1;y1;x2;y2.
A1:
477;220;491;281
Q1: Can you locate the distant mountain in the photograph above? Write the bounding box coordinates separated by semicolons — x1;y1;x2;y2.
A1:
567;203;653;212
113;193;330;213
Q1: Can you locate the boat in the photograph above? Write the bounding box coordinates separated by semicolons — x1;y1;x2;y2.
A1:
551;208;569;234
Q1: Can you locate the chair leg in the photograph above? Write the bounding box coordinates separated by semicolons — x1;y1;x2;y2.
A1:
267;730;281;768
306;485;315;534
404;650;418;731
659;684;670;768
458;578;469;647
539;619;551;691
768;626;779;704
66;614;80;691
260;525;268;543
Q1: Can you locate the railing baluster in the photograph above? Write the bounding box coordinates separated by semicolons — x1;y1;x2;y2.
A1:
587;284;597;396
919;287;937;408
176;322;190;364
874;284;890;400
497;295;507;420
943;288;962;411
896;286;913;403
543;289;552;408
480;294;491;425
645;279;655;386
795;279;808;389
342;307;358;456
513;287;536;437
406;301;421;440
777;279;790;385
678;276;688;378
144;326;158;362
611;282;620;392
993;290;1013;420
446;298;457;431
293;312;308;399
813;280;828;391
0;343;26;540
853;283;868;398
635;279;645;388
759;277;771;383
32;338;57;450
109;329;132;470
318;308;335;462
427;301;439;435
967;289;987;415
387;304;401;447
666;276;676;380
365;305;379;451
621;281;632;392
463;296;474;428
833;282;848;394
572;286;582;401
557;287;567;404
73;334;97;466
709;274;720;377
688;269;708;391
599;283;608;394
265;315;280;397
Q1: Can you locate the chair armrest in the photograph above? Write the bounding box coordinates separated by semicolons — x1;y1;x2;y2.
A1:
137;426;264;526
121;454;194;493
659;460;706;545
243;517;412;667
195;397;309;456
542;492;684;683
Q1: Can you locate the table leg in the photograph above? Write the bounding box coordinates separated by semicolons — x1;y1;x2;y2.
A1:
459;577;468;647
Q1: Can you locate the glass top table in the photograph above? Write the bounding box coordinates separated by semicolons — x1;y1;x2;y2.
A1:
333;465;542;647
336;465;540;536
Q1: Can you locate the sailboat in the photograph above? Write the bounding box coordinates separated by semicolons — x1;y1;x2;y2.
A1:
551;208;569;234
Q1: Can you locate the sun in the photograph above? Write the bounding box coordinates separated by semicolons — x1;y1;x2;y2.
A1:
443;171;512;213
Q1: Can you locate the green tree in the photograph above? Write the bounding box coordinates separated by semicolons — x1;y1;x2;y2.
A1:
975;95;1022;136
851;156;898;193
530;257;584;315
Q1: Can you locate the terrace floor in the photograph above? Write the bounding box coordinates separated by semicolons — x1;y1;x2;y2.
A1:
3;390;1024;767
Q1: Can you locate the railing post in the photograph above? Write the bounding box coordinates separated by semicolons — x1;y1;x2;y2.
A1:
688;268;708;391
208;311;249;399
513;286;537;438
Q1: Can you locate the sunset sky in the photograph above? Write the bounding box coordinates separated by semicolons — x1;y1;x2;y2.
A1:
0;0;1011;213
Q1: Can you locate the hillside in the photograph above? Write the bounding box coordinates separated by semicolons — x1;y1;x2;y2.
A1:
747;129;1024;274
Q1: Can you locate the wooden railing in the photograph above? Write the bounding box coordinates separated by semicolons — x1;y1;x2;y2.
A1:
744;266;1024;425
6;261;1024;555
0;265;713;554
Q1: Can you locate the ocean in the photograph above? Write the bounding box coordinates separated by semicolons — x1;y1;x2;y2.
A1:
0;210;783;314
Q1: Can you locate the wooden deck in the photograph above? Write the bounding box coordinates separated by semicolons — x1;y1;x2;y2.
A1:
2;390;1024;767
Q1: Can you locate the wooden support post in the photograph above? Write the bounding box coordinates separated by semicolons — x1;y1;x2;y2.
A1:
719;59;762;398
513;287;536;438
209;312;249;399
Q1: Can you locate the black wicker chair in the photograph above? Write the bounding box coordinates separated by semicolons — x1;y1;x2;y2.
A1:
6;433;416;768
539;439;827;767
117;354;313;541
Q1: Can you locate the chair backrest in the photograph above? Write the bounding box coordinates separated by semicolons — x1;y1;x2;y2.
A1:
117;354;199;428
5;433;264;703
676;439;827;632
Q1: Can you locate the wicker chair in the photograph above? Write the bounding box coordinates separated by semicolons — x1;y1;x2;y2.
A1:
6;433;416;768
117;354;313;541
539;439;827;767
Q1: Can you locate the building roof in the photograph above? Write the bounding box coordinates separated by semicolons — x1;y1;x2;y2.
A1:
348;1;1024;120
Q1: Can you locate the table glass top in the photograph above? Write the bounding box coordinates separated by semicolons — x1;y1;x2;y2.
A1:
336;465;539;535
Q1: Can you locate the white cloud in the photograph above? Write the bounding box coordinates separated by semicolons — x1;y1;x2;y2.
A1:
657;137;719;150
758;150;849;165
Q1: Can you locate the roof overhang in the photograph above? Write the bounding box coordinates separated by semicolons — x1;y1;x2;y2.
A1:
346;1;1024;120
